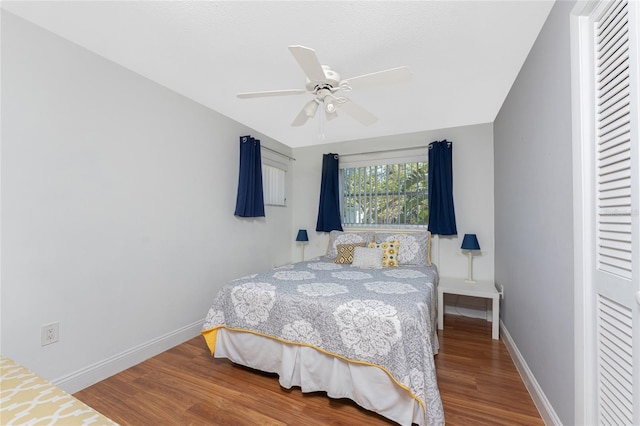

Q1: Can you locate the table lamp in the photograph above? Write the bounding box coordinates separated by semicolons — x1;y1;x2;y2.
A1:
461;234;480;283
296;229;309;261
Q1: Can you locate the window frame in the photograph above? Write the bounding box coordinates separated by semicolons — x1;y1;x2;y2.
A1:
338;148;429;229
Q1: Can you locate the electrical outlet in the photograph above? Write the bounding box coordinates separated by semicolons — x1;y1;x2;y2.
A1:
41;322;59;346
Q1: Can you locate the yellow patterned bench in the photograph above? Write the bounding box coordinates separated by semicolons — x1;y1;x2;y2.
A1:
0;356;117;425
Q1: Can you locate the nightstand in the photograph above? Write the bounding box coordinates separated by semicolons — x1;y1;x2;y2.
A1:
437;277;504;339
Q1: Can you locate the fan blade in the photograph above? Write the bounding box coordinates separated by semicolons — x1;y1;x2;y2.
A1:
237;89;306;99
342;66;412;90
291;99;319;127
337;97;377;126
291;110;309;127
288;45;326;82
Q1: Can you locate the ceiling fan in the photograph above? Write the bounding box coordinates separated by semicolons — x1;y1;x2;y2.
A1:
237;45;413;127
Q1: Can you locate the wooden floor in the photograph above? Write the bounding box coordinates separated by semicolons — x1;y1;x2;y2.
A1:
74;315;543;425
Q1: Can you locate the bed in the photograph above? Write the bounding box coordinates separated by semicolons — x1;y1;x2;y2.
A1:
201;231;444;426
0;356;117;426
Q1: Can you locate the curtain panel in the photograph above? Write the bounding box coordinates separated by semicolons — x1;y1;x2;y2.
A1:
316;153;343;232
234;135;265;218
427;140;457;235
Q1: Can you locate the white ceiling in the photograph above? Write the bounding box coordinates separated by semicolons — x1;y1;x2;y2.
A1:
2;1;555;148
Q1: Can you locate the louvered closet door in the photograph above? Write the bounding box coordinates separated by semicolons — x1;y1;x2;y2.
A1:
592;1;639;424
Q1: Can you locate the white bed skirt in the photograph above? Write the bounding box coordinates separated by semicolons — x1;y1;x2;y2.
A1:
214;328;425;426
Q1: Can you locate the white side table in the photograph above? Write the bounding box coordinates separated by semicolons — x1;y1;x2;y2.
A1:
437;277;504;340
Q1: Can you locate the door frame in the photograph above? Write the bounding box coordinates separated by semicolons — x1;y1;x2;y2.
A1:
570;3;598;424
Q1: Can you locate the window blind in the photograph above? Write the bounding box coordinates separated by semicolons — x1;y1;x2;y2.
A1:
262;164;286;206
342;161;428;227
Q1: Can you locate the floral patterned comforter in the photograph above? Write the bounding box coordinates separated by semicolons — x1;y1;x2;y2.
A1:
202;258;444;425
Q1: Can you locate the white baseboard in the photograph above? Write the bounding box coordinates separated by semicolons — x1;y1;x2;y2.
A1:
53;319;204;394
500;320;561;426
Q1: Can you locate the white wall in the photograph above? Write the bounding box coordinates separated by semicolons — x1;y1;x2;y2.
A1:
494;1;576;424
290;123;494;282
0;12;292;391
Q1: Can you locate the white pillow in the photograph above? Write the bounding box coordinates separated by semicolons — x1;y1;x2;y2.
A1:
351;247;384;269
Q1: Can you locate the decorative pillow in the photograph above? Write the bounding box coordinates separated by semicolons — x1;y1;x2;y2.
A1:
325;231;375;259
351;247;384;269
334;242;367;264
375;232;431;266
368;240;400;267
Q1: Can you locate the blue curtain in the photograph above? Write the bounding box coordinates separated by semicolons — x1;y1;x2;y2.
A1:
316;153;343;232
234;135;265;218
428;140;457;235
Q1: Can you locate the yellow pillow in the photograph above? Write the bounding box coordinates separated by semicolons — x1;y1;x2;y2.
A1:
368;240;400;267
334;243;367;264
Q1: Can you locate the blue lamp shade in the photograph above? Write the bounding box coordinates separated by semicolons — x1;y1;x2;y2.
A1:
296;229;309;242
461;234;480;250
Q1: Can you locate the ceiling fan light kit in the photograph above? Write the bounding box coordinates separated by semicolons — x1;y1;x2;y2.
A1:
304;100;319;117
237;45;412;128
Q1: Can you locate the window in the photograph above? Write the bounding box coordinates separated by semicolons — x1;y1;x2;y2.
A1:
261;148;289;207
262;164;286;206
340;149;428;228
